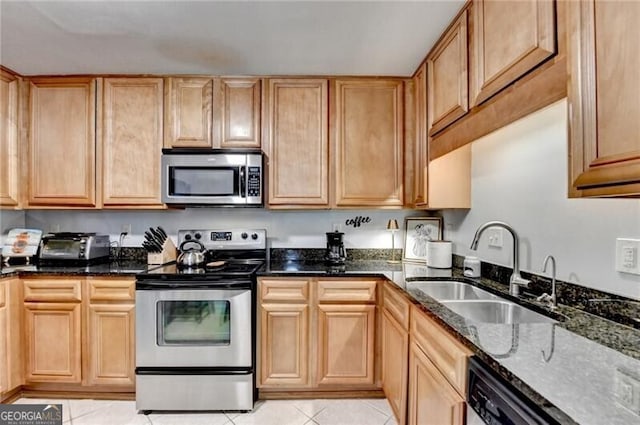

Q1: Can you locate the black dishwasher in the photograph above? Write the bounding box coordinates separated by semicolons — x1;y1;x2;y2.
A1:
467;357;561;425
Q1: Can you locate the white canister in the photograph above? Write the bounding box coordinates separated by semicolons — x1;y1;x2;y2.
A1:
426;240;452;269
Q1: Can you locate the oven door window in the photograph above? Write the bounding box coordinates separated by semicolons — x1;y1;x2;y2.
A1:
169;167;239;197
157;300;231;345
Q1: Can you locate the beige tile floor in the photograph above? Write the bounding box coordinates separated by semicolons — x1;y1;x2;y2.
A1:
13;397;399;425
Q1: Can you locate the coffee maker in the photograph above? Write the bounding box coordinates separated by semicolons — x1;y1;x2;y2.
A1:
325;231;347;265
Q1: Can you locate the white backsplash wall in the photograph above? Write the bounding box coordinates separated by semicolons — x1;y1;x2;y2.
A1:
0;210;26;243
443;99;640;300
24;209;426;251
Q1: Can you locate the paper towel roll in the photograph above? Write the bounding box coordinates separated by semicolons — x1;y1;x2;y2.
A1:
426;240;452;269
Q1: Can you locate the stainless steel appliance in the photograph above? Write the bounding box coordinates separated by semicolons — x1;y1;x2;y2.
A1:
135;228;266;412
39;232;110;263
161;149;263;206
325;231;346;265
467;357;559;424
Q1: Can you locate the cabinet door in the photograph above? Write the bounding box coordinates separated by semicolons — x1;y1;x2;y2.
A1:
382;310;409;425
428;9;468;135
29;77;96;207
86;303;135;387
216;78;261;148
164;77;213;148
4;278;23;393
568;0;640;197
333;80;404;207
265;79;329;207
317;304;375;386
407;342;465;425
0;282;6;393
24;303;82;383
259;303;310;388
102;78;164;207
470;0;555;106
413;64;428;207
0;70;19;207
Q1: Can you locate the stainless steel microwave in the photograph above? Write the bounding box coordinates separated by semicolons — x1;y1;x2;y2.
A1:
161;150;263;206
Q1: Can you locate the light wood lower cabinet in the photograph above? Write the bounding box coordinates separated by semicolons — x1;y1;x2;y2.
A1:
407;341;465;425
21;276;135;391
317;304;375;386
86;278;135;389
24;302;82;383
407;305;471;425
258;277;379;393
260;303;310;387
382;309;408;425
0;278;23;399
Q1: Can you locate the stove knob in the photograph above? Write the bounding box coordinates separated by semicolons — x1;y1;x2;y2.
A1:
194;232;202;240
241;232;248;240
184;234;192;241
251;233;258;240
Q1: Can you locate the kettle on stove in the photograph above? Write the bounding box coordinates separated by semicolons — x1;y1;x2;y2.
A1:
325;231;346;265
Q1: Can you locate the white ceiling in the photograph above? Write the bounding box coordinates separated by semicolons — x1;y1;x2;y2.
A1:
0;1;464;77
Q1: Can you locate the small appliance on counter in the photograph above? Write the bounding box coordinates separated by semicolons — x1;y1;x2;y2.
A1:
325;231;346;265
464;256;481;278
39;232;110;264
2;228;43;266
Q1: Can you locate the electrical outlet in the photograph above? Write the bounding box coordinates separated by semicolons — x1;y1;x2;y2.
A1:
616;238;640;275
487;228;504;248
121;224;132;234
615;368;640;415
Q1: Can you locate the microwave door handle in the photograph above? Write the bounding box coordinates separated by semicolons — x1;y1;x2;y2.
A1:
239;166;246;198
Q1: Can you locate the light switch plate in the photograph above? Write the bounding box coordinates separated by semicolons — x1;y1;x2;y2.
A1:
616;238;640;275
487;228;504;248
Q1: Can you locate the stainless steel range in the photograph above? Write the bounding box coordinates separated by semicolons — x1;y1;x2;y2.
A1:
135;228;266;413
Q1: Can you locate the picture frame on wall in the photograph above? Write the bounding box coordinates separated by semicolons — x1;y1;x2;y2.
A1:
403;217;443;262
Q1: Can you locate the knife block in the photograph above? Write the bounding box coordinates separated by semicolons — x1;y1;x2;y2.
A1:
147;238;177;265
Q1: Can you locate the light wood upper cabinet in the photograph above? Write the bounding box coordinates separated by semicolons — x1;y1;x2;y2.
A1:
333;79;404;207
428;9;468;135
102;78;164;207
215;78;261;148
28;77;97;207
407;341;465;425
411;64;471;210
0;69;20;208
568;0;640;197
164;77;213;148
470;0;556;107
265;79;329;207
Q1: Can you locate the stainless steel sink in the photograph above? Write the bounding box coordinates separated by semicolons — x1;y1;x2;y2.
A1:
409;280;498;301
441;300;556;324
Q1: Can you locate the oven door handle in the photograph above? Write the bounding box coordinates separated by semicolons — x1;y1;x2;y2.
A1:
136;279;253;290
239;166;246;198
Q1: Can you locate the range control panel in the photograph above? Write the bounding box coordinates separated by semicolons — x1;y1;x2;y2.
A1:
178;229;266;250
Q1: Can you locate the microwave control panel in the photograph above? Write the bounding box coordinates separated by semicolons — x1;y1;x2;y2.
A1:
247;166;261;197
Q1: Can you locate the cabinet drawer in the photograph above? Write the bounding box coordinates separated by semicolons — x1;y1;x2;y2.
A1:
23;279;82;302
88;279;135;302
260;279;310;303
317;280;377;303
410;304;471;396
383;283;410;330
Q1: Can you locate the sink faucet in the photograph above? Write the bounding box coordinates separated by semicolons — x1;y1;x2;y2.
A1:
469;221;530;296
537;255;558;309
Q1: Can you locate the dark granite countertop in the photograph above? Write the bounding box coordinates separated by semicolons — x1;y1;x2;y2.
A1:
263;259;640;425
0;260;153;278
